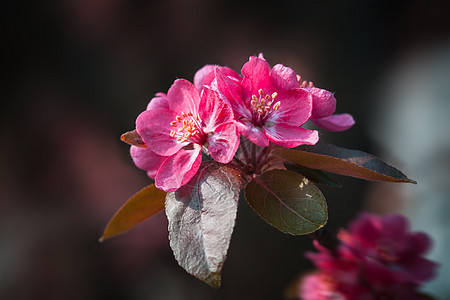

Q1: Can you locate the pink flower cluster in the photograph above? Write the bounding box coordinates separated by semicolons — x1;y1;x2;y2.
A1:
299;213;438;300
128;54;354;192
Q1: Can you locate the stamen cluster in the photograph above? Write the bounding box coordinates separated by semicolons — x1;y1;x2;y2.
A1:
250;89;280;126
169;112;205;144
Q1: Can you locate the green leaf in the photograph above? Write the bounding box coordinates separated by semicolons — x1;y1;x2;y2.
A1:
245;169;328;235
285;163;341;187
273;141;416;184
165;162;242;288
99;184;166;242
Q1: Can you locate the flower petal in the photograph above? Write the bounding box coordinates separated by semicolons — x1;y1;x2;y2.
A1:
147;92;169;110
193;65;216;91
270;64;300;92
269;88;312;126
305;87;337;118
214;67;249;119
208;122;240;163
167;79;201;116
155;146;202;192
241;56;274;104
198;87;234;133
194;65;241;91
136;109;185;156
236;120;269;147
130;146;167;179
410;232;432;255
264;124;318;148
312;113;355;132
402;257;438;284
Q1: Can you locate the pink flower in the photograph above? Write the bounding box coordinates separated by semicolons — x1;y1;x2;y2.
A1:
340;213;437;286
215;55;319;148
304;213;438;299
298;78;355;132
133;79;239;192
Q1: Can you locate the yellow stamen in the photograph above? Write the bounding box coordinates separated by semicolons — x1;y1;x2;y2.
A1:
273;101;281;111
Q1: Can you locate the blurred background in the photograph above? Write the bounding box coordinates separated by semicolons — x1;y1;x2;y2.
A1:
2;0;450;299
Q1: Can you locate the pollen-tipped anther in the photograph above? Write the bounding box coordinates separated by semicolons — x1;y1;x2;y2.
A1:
273;101;281;111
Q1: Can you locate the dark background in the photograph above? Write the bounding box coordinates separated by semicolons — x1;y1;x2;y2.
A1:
2;1;450;299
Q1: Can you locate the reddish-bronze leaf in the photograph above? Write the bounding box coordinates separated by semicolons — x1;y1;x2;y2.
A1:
99;184;166;242
165;162;242;288
273;141;416;184
121;130;146;147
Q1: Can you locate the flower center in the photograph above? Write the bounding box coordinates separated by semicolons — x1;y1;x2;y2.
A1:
250;89;280;126
375;240;399;263
169;112;207;144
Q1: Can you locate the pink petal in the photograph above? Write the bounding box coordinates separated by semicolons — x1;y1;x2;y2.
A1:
380;214;409;243
208;122;240;164
236;120;269;147
269;89;312;127
147;92;169;110
402;257;438;284
194;65;241;91
241;56;274;104
136;109;185;156
167;79;201;116
305;87;337;118
193;65;216;91
410;232;432;255
155;146;202;192
264;124;318;148
198;87;234;133
130;146;167;179
348;213;381;247
311;113;355;132
215;67;249;119
270;64;300;92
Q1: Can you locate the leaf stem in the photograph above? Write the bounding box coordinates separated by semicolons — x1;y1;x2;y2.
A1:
240;138;250;164
232;157;246;168
251;142;257;167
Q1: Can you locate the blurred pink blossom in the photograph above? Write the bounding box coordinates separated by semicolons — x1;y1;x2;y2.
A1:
300;213;438;300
